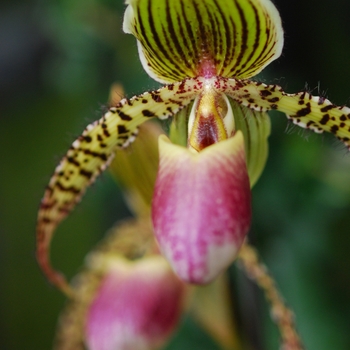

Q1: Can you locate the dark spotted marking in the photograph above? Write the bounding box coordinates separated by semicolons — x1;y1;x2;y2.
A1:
67;157;80;167
260;90;272;97
42;217;52;224
79;169;93;179
331;125;339;133
320;105;335;113
296;103;311;117
83;149;108;161
117;125;128;134
83;136;92;143
142;109;155;117
340;115;347;121
55;181;80;194
118;111;133;121
268;97;279;103
320;114;330;125
151;93;164;103
178;80;187;92
103;129;111;138
40;202;56;210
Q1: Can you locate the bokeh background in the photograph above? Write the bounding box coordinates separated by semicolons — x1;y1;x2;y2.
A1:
1;0;350;349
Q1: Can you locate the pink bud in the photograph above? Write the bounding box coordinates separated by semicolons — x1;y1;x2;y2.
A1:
85;256;185;350
152;132;251;284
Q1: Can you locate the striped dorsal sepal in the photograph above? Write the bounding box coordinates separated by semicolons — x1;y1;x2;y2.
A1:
123;0;283;83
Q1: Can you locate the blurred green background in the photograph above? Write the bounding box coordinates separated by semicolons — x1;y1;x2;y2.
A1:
1;0;350;349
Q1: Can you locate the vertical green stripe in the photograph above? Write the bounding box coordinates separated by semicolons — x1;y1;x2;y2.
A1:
125;0;283;82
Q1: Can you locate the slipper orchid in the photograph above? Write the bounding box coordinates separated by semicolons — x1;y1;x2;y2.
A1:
54;218;186;350
37;0;350;295
85;256;184;350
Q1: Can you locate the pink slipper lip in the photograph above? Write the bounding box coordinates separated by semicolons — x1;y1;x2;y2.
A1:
85;256;185;350
152;131;251;284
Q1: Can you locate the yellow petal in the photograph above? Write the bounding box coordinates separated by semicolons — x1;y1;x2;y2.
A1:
224;78;350;149
36;80;199;295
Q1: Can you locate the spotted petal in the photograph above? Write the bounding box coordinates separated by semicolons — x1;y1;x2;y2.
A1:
223;78;350;148
36;80;201;295
123;0;283;83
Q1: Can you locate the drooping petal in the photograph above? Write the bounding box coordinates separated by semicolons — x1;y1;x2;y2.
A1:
36;79;201;295
223;78;350;148
123;0;283;83
168;103;194;147
228;99;271;187
152;131;251;284
85;256;185;350
109;121;163;216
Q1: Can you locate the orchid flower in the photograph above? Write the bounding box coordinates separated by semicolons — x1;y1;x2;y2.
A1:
37;0;350;295
54;218;186;350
